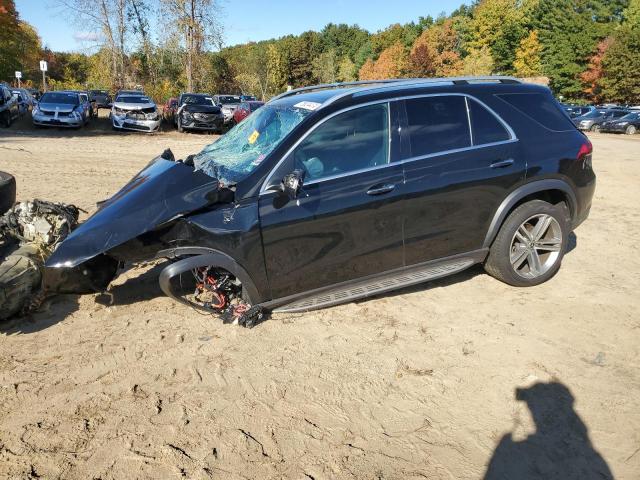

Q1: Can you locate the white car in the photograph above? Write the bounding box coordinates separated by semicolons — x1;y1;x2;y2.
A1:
110;93;161;132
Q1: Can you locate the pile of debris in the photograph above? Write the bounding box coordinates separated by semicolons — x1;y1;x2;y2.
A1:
0;200;79;319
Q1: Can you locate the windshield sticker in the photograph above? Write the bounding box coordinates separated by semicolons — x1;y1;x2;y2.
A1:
294;101;322;111
248;130;260;145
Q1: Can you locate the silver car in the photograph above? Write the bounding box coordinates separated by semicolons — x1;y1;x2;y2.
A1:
110;93;161;132
32;91;86;128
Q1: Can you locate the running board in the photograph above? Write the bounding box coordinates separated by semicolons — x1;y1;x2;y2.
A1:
270;252;485;314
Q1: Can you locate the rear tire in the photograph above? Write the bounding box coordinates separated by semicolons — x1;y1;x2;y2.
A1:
0;171;17;215
626;125;637;135
484;200;569;287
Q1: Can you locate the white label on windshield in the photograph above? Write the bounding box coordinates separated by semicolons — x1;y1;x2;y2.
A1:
294;101;322;111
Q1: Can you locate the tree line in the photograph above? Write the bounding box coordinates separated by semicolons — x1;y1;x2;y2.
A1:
1;0;639;104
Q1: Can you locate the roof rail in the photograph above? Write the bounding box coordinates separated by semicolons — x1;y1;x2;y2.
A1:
271;76;522;102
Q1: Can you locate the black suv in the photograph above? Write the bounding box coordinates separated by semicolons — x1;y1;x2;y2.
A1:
175;93;224;133
45;77;595;326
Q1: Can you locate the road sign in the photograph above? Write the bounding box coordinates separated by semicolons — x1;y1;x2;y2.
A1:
39;60;47;72
15;71;22;79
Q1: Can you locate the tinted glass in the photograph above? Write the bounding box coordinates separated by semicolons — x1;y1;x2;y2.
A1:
182;94;214;106
116;95;152;104
293;103;389;181
404;96;471;157
218;95;241;104
498;93;575;131
40;92;79;105
468;98;511;145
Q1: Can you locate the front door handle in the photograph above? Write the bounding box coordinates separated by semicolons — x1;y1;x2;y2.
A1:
490;159;515;169
366;183;396;195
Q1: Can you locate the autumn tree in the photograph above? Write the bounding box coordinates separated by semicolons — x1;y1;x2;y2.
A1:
409;19;463;77
337;56;357;82
462;47;494;75
371;42;409;79
514;30;542;77
599;0;640;103
580;38;613;102
358;58;376;81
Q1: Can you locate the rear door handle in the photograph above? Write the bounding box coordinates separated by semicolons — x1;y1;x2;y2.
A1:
366;183;396;195
490;159;515;169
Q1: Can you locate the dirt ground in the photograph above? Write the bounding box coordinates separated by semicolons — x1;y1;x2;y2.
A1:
1;112;639;479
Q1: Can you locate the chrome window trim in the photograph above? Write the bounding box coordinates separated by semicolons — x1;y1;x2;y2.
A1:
260;93;517;195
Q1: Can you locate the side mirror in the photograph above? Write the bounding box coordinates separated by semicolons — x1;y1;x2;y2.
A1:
281;169;305;199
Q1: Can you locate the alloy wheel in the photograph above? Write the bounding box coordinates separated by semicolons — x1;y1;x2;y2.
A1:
627;125;637;135
510;214;563;279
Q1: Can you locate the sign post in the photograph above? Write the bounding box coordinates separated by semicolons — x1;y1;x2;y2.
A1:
39;60;48;92
15;71;22;88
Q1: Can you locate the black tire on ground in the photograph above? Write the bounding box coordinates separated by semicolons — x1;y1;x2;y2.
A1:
1;111;11;128
626;125;637;135
0;171;17;215
484;199;569;287
590;124;600;133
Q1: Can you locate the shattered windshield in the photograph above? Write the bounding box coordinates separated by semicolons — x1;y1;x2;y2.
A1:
194;103;312;184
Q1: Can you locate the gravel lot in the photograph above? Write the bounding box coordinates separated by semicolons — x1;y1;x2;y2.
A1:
1;113;639;479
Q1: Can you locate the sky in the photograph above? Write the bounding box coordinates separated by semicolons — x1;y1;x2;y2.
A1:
15;0;469;53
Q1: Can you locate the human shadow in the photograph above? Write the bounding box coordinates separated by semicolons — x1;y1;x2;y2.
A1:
484;381;614;480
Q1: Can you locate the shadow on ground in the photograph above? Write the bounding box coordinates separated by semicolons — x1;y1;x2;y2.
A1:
484;381;614;480
0;294;80;335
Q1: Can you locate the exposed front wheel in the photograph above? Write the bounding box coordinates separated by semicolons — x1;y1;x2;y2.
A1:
626;125;637;135
484;200;569;287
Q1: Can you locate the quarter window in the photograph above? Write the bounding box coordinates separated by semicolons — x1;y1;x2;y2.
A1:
293;103;389;181
404;96;471;158
467;98;511;145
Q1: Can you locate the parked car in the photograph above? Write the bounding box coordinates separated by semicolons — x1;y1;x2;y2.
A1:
44;77;595;326
232;100;264;125
175;93;224;133
110;92;161;132
213;94;242;126
27;88;41;101
0;84;20;127
163;97;178;123
573;108;628;132
32;91;88;128
11;89;31;115
89;89;112;110
564;105;595;119
74;91;95;120
600;111;640;135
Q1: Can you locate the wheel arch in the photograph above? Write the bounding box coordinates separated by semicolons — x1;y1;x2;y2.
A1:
483;180;577;249
157;246;262;306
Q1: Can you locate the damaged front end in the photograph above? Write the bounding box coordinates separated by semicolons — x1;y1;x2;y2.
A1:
43;150;264;326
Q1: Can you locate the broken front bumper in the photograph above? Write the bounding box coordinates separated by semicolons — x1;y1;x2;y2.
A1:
111;114;161;132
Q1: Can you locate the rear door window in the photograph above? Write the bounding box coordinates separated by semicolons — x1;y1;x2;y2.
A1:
403;95;471;158
497;93;575;132
293;103;389;181
467;98;511;145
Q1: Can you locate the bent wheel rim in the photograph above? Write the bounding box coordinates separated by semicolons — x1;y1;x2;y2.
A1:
510;214;562;279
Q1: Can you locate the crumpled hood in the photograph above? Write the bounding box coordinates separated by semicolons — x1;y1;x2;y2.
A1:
113;101;156;110
46;156;219;268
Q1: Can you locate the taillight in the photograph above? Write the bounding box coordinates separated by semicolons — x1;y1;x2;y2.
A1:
577;140;593;160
